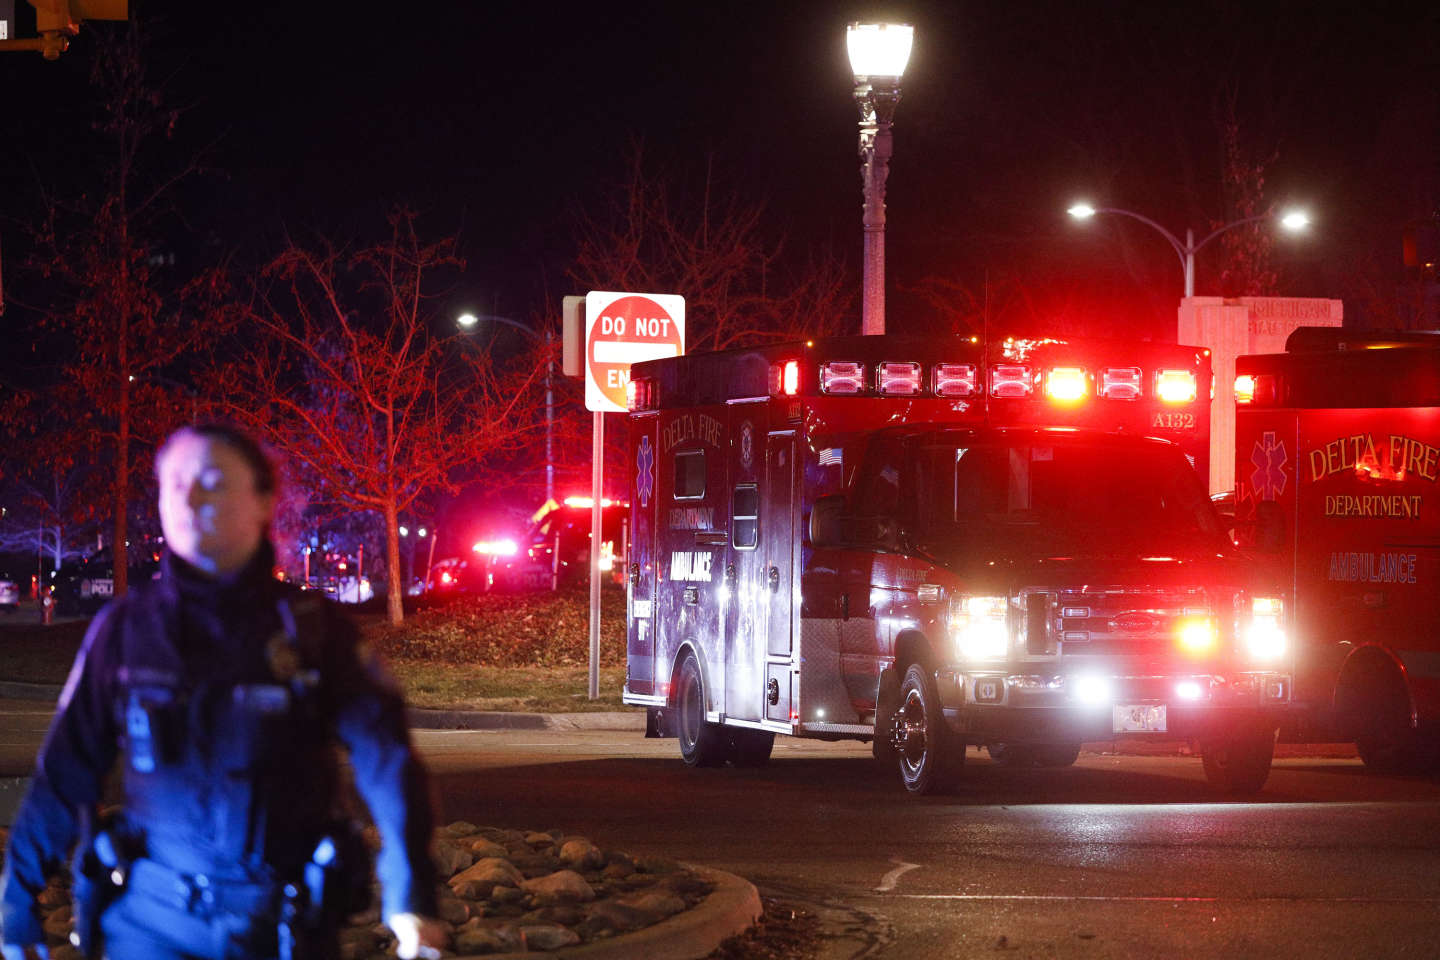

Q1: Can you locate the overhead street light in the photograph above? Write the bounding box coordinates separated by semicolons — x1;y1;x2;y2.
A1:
1066;202;1312;298
848;21;914;335
456;312;555;506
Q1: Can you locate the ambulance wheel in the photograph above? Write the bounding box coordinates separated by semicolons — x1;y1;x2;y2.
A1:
1351;667;1429;775
894;663;962;795
1035;743;1082;767
731;729;774;767
1200;725;1277;795
986;742;1034;766
676;653;729;767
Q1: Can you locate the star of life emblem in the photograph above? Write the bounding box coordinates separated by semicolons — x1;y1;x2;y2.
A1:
636;435;655;508
1250;431;1288;500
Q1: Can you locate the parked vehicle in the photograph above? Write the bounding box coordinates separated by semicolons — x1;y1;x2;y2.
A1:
1233;327;1440;772
50;546;161;615
0;574;19;610
487;498;628;590
624;335;1291;794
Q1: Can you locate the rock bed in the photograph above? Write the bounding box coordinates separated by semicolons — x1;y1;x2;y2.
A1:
0;822;715;957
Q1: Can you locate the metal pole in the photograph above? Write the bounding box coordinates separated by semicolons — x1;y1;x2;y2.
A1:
545;330;555;506
856;85;896;336
1184;227;1195;298
589;412;604;699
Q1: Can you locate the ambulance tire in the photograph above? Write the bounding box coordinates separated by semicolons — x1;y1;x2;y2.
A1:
1200;725;1277;795
730;729;775;767
1351;667;1430;775
675;653;729;767
895;663;963;795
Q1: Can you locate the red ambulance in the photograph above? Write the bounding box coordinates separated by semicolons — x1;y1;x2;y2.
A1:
1233;327;1440;772
624;335;1293;794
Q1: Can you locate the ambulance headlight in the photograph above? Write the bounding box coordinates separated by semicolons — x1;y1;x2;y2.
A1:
1245;597;1287;661
952;595;1009;661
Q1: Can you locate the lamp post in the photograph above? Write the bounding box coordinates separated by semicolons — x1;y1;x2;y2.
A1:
848;22;914;336
457;313;555;506
1066;203;1311;298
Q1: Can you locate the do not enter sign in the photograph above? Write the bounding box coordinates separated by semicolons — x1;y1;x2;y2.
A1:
584;291;685;413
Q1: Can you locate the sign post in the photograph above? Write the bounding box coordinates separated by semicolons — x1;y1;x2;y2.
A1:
583;291;685;699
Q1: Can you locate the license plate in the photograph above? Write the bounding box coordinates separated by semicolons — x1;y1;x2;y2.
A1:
1113;704;1167;733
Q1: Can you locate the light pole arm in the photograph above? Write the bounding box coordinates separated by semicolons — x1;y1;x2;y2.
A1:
1094;207;1189;275
1189;212;1273;257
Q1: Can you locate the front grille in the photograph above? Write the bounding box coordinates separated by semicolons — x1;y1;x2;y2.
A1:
1052;586;1214;657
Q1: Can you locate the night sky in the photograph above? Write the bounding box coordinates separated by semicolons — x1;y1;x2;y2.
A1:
4;0;1436;341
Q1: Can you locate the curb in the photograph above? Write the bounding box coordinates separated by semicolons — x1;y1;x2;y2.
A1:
473;866;762;960
406;709;645;732
0;682;63;701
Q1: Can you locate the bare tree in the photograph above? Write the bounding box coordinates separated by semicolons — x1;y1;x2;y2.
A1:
570;146;854;352
28;23;207;597
216;210;544;624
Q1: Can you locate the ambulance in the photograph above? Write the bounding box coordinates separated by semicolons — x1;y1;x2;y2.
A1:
623;335;1293;794
1233;327;1440;772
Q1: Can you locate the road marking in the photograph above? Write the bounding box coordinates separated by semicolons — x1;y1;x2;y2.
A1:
888;894;1440;903
874;858;921;892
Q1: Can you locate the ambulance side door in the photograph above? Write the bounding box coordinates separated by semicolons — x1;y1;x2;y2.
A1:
627;414;660;696
724;405;766;722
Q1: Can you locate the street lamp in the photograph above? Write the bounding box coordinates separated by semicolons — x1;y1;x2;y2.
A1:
1067;202;1311;298
848;22;914;336
456;313;555;506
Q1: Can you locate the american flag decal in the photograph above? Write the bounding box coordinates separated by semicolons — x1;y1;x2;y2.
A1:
819;448;843;467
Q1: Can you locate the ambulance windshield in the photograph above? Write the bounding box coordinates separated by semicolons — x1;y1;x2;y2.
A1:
903;435;1226;559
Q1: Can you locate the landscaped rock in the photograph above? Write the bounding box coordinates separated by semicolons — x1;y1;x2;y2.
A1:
488;884;524;905
468;838;509;860
636;855;681;875
601;859;635;880
523;831;555;848
519;923;581;951
441;821;481;838
520;869;595;904
431;841;475;877
437;897;470;925
621;891;687;923
559;838;604;871
453;923;509;955
585;899;650;933
450;857;524;890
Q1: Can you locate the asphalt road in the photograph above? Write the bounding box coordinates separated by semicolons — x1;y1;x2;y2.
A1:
6;705;1440;958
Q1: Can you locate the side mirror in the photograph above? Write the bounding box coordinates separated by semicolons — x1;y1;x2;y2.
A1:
809;495;847;548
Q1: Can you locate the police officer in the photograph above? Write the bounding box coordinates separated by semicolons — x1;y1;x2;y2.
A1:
1;425;447;960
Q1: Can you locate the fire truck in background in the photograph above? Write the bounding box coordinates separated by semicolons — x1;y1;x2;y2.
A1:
623;335;1293;794
1233;327;1440;772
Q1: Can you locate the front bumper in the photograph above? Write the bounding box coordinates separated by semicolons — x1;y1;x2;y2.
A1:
938;667;1293;742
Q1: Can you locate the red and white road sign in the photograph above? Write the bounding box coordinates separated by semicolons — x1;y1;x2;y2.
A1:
584;291;685;413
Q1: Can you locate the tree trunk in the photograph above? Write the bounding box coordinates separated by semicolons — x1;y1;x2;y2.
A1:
385;499;403;625
114;374;130;598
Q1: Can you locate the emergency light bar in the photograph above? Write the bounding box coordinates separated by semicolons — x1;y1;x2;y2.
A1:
1155;369;1198;404
932;363;977;397
1099;366;1142;400
1043;367;1087;402
989;364;1034;398
1234;374;1256;404
627;377;656;411
820;361;866;394
877;362;922;395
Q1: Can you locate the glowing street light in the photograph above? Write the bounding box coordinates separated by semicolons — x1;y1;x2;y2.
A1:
1067;202;1312;297
456;312;479;329
847;21;914;335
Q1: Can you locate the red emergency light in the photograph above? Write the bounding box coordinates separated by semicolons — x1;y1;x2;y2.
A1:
1155;369;1198;404
1043;367;1088;403
1234;374;1256;404
820;361;865;395
989;363;1034;398
1099;366;1143;399
877;361;922;395
932;363;977;397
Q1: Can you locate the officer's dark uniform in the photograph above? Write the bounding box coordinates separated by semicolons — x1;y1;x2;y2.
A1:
0;545;436;960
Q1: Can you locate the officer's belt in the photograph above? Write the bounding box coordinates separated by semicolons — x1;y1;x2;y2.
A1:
128;858;279;916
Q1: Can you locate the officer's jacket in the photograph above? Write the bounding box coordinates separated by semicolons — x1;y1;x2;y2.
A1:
0;546;437;945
